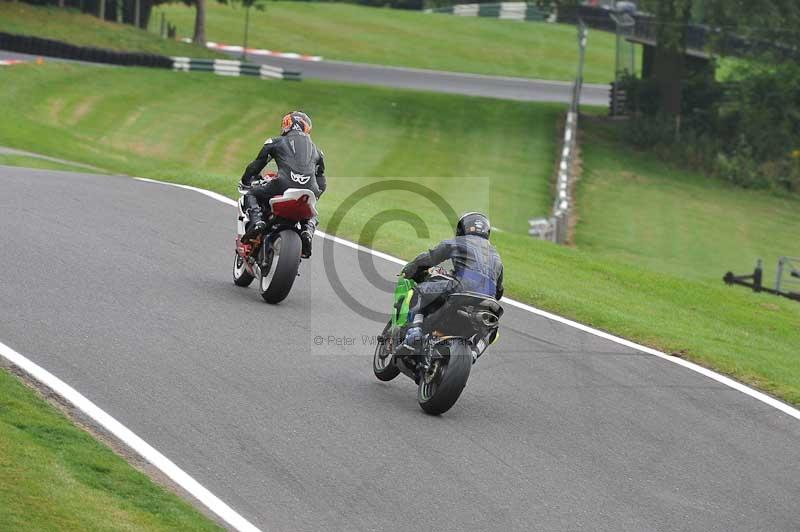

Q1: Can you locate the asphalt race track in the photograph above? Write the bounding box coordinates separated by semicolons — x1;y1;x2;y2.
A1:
1;166;798;531
0;49;608;106
236;54;610;106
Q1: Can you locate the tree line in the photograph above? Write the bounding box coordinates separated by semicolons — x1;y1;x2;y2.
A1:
618;0;800;192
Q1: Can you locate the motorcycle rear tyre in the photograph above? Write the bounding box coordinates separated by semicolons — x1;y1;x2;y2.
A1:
417;340;471;415
259;230;302;304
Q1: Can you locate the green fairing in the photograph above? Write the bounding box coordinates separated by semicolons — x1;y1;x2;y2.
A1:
392;277;417;328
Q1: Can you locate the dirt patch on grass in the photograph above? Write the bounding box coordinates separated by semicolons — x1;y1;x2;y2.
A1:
122;108;143;129
219;135;246;170
47;97;66;125
68;95;100;125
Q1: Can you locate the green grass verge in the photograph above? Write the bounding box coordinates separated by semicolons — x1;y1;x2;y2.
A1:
0;366;221;531
578;119;800;284
0;63;558;234
0;153;102;173
1;63;798;410
0;2;224;59
153;2;619;83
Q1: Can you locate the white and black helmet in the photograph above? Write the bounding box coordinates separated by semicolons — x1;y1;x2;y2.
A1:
456;212;491;239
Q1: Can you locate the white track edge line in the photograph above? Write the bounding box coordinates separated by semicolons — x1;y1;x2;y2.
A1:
0;341;261;532
135;176;800;422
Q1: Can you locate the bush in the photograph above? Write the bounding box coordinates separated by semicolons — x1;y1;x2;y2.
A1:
719;62;800;162
713;137;763;188
623;114;675;147
618;62;800;194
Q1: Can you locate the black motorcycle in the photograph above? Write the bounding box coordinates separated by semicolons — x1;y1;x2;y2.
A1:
373;269;503;415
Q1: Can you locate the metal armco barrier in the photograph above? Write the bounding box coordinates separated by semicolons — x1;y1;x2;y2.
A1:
171;57;301;81
529;21;587;244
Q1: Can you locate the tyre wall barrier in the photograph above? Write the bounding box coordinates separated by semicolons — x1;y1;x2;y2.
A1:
0;32;173;68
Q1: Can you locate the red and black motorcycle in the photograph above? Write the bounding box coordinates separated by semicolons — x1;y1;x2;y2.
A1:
233;179;317;304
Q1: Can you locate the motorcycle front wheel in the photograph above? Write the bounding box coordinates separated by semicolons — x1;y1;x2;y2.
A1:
417;339;472;415
233;252;255;287
373;321;400;381
258;229;302;304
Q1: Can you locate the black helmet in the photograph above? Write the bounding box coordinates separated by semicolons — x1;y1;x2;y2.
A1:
281;111;312;136
456;212;491;239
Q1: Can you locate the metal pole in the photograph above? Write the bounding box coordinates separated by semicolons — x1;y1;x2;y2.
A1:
160;12;166;38
754;259;763;292
99;0;105;21
242;5;250;62
134;0;140;29
576;22;587;113
776;257;785;293
615;22;621;85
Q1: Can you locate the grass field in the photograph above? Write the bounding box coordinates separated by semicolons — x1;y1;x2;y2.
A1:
577;119;800;284
0;366;220;531
1;63;798;409
0;2;223;59
153;2;619;83
0;63;559;234
0;1;620;82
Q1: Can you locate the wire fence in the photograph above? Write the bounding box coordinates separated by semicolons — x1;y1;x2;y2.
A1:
529;21;587;244
723;257;800;303
776;257;800;296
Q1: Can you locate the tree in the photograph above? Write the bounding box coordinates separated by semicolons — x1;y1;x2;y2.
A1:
239;0;267;61
624;1;800;191
185;0;254;49
639;0;800;121
193;0;206;45
639;0;694;119
173;0;211;46
703;0;800;55
653;1;693;118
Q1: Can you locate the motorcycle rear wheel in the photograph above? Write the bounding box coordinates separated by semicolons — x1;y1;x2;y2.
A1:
417;339;472;415
258;230;302;304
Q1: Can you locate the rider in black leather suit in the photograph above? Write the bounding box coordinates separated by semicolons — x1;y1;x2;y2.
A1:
400;212;504;349
240;111;326;258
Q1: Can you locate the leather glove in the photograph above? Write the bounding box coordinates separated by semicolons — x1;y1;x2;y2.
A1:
401;262;419;279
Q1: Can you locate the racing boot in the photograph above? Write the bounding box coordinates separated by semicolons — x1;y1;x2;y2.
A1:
300;217;317;258
241;195;266;243
401;314;424;353
242;220;266;243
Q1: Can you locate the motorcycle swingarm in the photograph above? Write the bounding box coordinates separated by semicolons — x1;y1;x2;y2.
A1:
393;356;419;382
